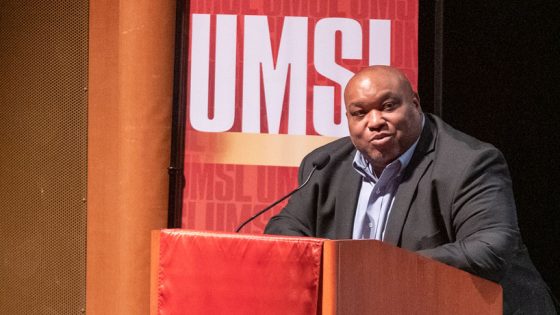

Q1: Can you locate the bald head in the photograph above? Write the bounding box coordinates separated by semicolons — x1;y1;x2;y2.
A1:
343;66;423;173
344;66;415;106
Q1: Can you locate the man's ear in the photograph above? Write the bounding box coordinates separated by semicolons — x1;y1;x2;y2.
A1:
412;92;421;111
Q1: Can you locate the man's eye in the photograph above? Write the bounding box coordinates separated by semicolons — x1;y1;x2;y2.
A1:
351;111;365;117
383;102;396;111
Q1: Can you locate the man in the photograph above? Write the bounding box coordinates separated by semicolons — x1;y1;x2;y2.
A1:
265;66;557;314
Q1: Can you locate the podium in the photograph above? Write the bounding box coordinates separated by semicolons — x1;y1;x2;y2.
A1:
151;230;502;314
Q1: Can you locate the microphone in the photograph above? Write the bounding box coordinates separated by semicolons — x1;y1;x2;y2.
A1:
311;153;330;170
235;153;331;233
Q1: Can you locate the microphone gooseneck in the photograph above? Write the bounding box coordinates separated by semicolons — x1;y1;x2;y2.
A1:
235;153;330;233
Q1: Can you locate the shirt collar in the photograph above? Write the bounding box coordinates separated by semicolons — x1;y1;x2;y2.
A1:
353;114;424;181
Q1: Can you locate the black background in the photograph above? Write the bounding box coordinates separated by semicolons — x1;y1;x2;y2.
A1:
419;1;560;297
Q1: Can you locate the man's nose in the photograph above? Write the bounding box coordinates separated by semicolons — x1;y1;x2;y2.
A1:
367;110;385;130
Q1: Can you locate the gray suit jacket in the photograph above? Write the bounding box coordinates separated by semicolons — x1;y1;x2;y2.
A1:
265;114;557;314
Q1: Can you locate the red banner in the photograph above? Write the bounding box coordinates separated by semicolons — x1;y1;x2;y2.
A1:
182;0;418;232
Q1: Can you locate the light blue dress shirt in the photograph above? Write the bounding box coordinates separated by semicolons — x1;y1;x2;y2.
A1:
352;116;424;240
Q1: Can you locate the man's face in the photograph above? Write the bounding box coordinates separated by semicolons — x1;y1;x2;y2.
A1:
344;69;423;173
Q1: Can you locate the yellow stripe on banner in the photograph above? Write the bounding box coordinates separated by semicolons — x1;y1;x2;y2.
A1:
186;132;340;167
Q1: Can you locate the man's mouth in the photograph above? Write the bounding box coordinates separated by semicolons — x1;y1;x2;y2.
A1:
368;133;392;146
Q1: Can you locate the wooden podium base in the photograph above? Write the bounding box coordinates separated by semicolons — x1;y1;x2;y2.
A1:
151;230;502;314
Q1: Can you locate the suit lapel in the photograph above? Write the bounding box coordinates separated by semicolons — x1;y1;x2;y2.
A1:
334;151;362;239
383;116;437;246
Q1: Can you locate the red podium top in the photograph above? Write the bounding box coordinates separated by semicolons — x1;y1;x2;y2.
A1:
151;229;324;315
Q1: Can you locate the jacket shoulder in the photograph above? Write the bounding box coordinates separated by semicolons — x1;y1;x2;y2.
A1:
429;114;498;153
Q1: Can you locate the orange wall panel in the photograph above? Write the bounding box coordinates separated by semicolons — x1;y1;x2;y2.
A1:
87;0;176;313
